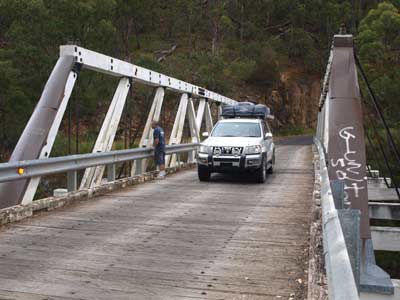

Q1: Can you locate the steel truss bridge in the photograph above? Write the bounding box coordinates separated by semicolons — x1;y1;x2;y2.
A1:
0;34;399;300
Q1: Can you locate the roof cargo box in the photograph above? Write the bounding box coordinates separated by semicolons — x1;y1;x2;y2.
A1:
254;104;270;119
235;102;255;117
220;102;271;119
221;105;236;118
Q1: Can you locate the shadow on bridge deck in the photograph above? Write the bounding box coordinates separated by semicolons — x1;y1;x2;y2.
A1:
0;142;314;300
275;135;314;146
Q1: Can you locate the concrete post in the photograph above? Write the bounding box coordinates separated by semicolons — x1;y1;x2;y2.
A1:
338;209;361;291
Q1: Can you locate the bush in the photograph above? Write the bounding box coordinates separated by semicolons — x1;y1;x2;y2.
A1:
224;58;256;81
247;46;280;90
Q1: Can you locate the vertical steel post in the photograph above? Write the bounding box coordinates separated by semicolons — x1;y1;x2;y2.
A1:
204;101;214;134
131;87;164;176
107;164;116;182
217;103;223;120
196;98;206;131
187;98;200;163
67;170;78;192
135;159;143;175
80;78;131;189
166;93;188;167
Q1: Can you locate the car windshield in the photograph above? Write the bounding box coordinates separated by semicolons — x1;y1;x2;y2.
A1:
211;122;261;137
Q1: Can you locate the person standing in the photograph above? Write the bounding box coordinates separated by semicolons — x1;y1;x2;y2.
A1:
152;120;166;179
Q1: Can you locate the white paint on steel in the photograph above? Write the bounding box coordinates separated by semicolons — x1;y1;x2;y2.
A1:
80;78;131;189
167;93;188;167
21;71;77;205
323;92;330;150
218;105;223;120
195;98;206;131
60;45;237;105
187;98;200;163
204;102;214;133
131;87;165;175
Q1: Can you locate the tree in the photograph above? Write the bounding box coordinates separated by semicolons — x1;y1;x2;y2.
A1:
357;1;400;121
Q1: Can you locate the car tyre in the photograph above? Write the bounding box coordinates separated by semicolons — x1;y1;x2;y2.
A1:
255;159;267;183
267;152;275;174
198;165;211;181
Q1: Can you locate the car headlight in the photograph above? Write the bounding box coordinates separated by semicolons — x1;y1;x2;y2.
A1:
245;145;262;154
199;145;210;153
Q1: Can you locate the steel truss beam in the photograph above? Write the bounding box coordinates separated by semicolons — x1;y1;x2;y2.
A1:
132;87;165;175
204;102;214;134
195;99;214;134
80;78;131;189
21;71;78;204
187;98;200;163
0;56;75;209
1;44;237;209
60;45;237;105
166;94;189;167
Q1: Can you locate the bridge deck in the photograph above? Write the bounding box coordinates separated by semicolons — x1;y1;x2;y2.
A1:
0;142;313;300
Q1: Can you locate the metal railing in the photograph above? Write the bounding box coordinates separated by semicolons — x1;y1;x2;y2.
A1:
314;137;360;300
0;143;199;189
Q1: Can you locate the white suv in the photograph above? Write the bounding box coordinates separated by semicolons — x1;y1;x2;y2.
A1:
197;118;275;183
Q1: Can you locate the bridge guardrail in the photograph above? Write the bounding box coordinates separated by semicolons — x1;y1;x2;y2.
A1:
314;137;360;300
0;143;199;184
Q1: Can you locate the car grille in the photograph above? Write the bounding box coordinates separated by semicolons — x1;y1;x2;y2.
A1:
212;146;243;156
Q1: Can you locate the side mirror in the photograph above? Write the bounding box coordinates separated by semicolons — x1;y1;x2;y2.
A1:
202;132;209;138
265;132;273;139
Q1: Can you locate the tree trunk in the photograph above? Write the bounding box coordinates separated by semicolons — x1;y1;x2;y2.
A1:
239;1;244;44
188;4;193;59
211;18;218;55
134;19;141;50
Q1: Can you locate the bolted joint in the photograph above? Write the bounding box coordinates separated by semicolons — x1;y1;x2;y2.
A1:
72;62;82;74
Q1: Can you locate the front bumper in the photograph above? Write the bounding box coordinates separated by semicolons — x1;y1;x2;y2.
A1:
197;152;262;171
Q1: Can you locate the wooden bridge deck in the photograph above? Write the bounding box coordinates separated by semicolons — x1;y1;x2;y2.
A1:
0;142;314;300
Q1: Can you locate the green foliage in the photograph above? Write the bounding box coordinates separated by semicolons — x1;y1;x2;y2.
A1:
357;2;400;126
0;0;386;159
358;2;400;69
195;53;228;93
247;46;280;90
224;58;256;82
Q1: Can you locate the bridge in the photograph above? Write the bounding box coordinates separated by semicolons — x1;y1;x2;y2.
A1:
0;34;399;300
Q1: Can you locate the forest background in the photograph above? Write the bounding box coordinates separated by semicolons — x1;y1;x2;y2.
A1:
0;0;399;161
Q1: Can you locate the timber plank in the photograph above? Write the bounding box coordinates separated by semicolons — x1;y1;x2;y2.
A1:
0;144;313;300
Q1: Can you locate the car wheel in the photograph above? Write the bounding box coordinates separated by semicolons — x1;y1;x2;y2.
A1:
198;165;211;181
267;152;275;174
255;159;267;183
